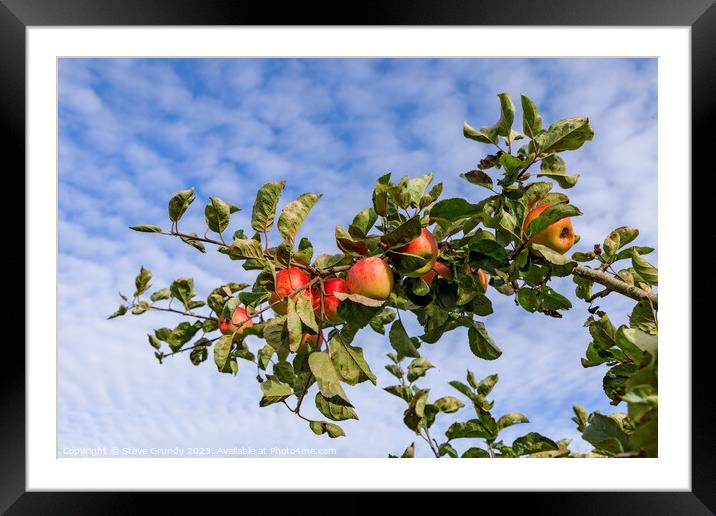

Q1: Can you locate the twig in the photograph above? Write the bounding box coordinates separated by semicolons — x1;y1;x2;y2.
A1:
573;266;658;310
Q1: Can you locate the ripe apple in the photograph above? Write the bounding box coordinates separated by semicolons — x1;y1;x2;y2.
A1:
393;228;439;277
314;277;349;323
218;306;254;335
421;261;452;285
270;267;312;315
297;333;323;353
523;203;575;254
346;256;394;301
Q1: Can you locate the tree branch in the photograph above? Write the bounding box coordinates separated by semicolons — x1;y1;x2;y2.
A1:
573;265;657;310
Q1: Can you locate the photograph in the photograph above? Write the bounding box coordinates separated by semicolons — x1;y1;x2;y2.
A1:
58;57;659;460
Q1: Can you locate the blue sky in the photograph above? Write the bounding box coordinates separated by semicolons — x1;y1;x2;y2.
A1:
57;58;657;458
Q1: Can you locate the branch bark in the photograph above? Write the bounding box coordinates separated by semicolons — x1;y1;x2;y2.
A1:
572;265;658;310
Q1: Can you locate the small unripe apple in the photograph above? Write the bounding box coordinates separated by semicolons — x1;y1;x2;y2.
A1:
270;267;312;315
393;228;439;277
523;203;575;254
476;268;489;293
421;261;452;285
466;265;490;293
314;277;348;323
218;306;254;335
297;333;322;353
346;256;394;301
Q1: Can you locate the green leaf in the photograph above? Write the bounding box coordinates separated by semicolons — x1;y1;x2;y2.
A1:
337;300;383;329
329;334;377;386
178;232;206;253
511;432;560;456
533;117;594;154
133;266;152;297
170;278;196;310
614;246;654;262
204;196;239;234
539;285;572;311
445;419;491;440
518;287;539;312
189;344;209;365
449;380;476;401
467;321;502;360
461;170;493;188
308;351;350;403
630;301;658;335
213;335;234;373
477;373;498;396
315;392;358;421
632;250;658;285
349;208;378;239
150;287;171;302
384;384;413;402
308;420;345;438
464;121;498;145
521;95;543;139
220;238;265;261
420;182;443;208
497;412;529;431
251;181;285;233
257;344;275;371
295;295;319;332
407;357;434;383
381;216;422;249
278;193;322;245
495;93;516;137
129;224;162;233
372;173;392;216
616;326;658;363
462;447;490;458
389;320;421;360
313;253;351;270
168;187;196;222
433;396;464;413
259;379;293;407
390;252;429;276
285;299;303;353
107;305;128;319
525;204;582;238
581;413;632;454
537;154;579;188
429;198;481;225
405;173;434;207
466;370;478;389
403;389;429;432
368;309;396;335
438;443;459;458
603;227;639;258
333;291;386;308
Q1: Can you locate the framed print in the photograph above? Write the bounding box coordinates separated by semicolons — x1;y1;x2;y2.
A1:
5;0;712;513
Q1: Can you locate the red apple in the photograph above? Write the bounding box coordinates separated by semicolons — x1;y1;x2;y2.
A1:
346;256;394;301
314;277;349;324
421;261;452;285
393;228;439;277
218;306;254;336
523;203;575;254
270;267;312;315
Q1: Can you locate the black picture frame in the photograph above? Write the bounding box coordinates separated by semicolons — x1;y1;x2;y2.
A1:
5;1;712;513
